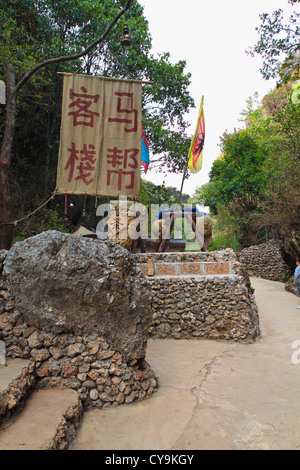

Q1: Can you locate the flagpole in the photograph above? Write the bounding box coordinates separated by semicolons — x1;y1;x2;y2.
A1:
176;96;205;205
176;162;188;204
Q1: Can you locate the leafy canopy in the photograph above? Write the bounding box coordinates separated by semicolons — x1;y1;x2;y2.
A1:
197;129;268;217
0;0;195;175
247;0;300;81
0;0;196;241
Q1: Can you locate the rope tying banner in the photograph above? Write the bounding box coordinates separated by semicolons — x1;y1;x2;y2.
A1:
0;193;56;227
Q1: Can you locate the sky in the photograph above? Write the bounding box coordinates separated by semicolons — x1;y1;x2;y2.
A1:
138;0;296;198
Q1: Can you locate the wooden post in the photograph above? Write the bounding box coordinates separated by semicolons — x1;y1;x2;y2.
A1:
148;258;154;276
176;164;188;204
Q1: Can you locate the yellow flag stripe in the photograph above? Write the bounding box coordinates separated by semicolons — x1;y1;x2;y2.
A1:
187;96;205;174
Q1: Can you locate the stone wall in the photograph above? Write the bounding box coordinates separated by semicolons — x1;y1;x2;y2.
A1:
0;360;36;422
133;250;260;343
285;276;299;297
0;233;158;414
0;360;83;449
148;276;259;342
237;240;291;282
0;300;157;412
135;251;236;277
0;237;262;419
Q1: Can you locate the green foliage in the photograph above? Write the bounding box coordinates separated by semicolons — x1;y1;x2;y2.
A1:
208;206;242;252
12;205;70;244
139;179;191;208
191;75;300;247
139;179;175;206
191;2;300;253
247;3;300;81
145;118;192;174
188;182;216;212
0;0;195;242
243;86;300;239
201;129;268;222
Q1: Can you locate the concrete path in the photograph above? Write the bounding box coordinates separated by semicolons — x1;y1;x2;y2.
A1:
71;277;300;450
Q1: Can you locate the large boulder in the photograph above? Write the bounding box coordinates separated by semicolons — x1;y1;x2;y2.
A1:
2;231;152;361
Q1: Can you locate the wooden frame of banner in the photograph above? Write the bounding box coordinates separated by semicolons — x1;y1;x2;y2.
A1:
57;72;154;86
56;73;152;197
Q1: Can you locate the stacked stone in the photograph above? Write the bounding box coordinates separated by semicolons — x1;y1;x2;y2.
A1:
1;250;36;419
135;250;237;265
0;360;36;422
0;232;158;411
149;275;260;343
0;302;157;410
237;240;290;281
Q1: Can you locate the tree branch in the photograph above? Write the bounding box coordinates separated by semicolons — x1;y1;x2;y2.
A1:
14;0;133;94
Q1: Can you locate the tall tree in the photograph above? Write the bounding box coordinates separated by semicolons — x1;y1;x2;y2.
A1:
202;129;268;220
247;0;300;81
0;0;194;249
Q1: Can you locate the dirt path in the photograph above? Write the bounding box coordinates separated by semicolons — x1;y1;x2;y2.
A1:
71;277;300;450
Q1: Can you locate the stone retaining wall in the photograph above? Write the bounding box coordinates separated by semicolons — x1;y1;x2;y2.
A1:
148;276;259;342
0;234;158;413
0;244;158;412
237;240;291;282
0;364;83;449
135;251;237;276
0;304;157;411
0;244;261;418
0;360;36;424
133;250;260;343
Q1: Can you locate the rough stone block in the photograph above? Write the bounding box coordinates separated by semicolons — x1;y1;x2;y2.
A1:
137;264;149;276
179;262;201;275
3;231;153;361
204;262;230;274
156;264;177;276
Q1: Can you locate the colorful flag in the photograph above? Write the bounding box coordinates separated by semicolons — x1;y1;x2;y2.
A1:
188;96;205;173
141;125;150;173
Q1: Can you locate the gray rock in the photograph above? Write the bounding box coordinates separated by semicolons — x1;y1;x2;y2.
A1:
285;276;299;297
0;339;6;365
3;231;152;361
0;250;7;275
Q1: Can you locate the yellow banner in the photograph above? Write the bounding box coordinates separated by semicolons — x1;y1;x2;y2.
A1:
56;74;142;197
188;95;205;174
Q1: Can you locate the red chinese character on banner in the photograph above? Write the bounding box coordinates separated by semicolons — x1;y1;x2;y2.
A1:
106;147;139;190
107;147;138;169
68;86;100;127
108;92;138;132
75;144;96;185
107;169;135;190
65;142;79;182
65;142;96;186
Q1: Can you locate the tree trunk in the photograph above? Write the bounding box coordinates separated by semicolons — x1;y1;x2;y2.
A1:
0;63;17;250
0;163;14;249
0;2;133;250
